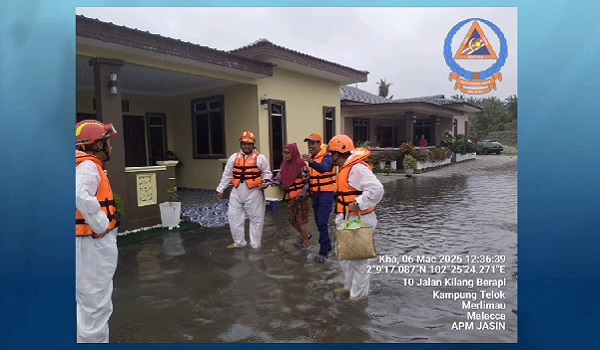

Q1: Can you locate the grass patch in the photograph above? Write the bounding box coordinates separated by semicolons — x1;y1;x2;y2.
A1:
117;221;201;247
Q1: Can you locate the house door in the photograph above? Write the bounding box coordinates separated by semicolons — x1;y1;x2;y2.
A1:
146;113;167;164
323;107;335;143
269;101;286;173
123;115;148;167
378;126;396;147
414;122;432;144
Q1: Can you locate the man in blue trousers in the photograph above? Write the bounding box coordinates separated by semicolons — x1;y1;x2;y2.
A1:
302;134;337;263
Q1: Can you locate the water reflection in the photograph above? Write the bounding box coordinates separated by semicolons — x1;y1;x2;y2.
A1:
135;242;163;281
162;232;185;258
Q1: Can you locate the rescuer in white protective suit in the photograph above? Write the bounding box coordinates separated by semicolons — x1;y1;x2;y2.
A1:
328;135;384;300
217;131;272;249
75;120;120;343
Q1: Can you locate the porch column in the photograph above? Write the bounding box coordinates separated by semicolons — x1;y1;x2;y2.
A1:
430;115;438;146
404;112;414;145
89;57;127;224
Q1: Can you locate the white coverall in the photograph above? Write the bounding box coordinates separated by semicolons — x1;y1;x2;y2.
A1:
75;154;118;343
216;151;272;249
335;152;384;299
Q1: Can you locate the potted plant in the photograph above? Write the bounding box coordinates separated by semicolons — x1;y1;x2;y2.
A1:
372;162;382;174
389;150;401;170
403;155;417;177
400;142;416;156
159;186;181;230
382;164;394;176
381;150;394;168
113;192;125;218
369;151;381;166
370;151;386;169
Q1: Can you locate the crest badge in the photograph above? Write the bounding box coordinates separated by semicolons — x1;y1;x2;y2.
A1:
444;18;507;95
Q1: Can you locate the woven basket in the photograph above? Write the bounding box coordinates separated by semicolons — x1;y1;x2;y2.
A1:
335;218;377;260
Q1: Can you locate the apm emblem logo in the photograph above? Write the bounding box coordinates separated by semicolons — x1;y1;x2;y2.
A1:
444;18;507;95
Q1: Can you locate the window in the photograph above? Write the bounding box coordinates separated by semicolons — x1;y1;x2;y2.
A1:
377;126;397;147
269;101;286;172
414;121;432;144
323;107;335;143
146;113;167;164
353;119;369;144
78;112;169;167
192;96;225;158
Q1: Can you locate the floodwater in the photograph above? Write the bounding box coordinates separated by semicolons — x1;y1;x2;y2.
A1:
111;157;517;343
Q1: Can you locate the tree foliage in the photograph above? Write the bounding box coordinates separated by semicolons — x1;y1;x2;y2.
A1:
452;94;518;140
377;78;393;99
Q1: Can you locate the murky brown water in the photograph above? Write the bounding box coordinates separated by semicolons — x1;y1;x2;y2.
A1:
111;159;517;343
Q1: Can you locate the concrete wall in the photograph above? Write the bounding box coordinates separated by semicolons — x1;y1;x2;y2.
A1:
169;83;259;190
257;67;341;150
256;68;342;199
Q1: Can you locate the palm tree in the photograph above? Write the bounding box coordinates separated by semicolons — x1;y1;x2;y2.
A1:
377;78;392;98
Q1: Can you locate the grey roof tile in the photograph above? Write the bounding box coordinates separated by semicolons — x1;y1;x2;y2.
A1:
340;85;394;104
341;86;470;107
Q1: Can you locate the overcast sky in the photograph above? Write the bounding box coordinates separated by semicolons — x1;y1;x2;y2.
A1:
76;7;517;100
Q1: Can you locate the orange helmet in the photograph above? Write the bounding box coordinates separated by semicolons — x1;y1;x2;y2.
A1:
239;130;256;144
327;135;355;153
76;119;117;146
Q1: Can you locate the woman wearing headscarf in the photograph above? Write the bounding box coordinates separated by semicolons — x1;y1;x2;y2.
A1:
268;143;312;249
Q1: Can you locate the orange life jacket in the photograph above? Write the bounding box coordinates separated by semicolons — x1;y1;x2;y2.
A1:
309;145;337;194
76;152;120;236
285;177;306;200
336;149;376;215
232;150;263;189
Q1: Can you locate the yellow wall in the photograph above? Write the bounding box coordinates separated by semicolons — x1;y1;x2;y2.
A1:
256;68;341;198
257;67;341;158
77;84;262;191
168;83;260;190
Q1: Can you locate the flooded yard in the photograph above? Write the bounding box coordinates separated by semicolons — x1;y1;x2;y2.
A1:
110;155;517;343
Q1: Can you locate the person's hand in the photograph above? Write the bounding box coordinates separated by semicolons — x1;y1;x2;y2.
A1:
217;192;224;201
259;182;269;190
92;228;110;239
301;154;313;164
348;202;360;212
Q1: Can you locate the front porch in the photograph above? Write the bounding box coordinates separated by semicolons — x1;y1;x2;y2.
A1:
77;16;275;230
340;86;481;148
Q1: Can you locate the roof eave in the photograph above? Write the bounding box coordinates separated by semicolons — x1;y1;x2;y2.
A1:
76;15;274;77
446;103;483;113
342;101;477;115
232;42;368;83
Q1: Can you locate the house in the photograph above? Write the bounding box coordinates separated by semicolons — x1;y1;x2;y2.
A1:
340;86;481;148
76;15;368;230
77;15;480;231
